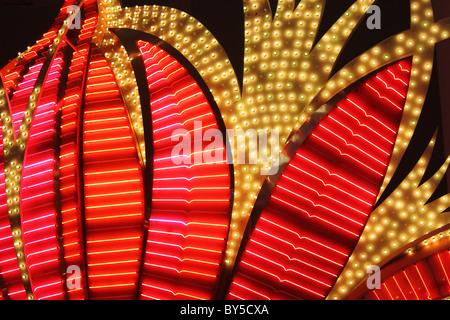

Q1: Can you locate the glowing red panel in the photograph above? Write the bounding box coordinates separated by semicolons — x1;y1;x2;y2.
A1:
3;66;25;94
427;250;450;297
59;6;98;300
82;47;145;300
227;59;412;300
137;41;231;300
59;47;89;300
18;54;66;300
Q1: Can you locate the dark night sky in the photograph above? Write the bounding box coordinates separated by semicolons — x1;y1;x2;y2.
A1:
0;0;414;73
0;0;448;199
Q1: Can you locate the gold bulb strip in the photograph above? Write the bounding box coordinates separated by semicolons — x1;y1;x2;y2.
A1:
309;0;376;85
290;0;326;54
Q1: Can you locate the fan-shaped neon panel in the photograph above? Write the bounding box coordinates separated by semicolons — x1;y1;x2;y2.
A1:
227;59;412;300
20;54;66;300
59;0;98;300
82;47;146;300
137;41;231;300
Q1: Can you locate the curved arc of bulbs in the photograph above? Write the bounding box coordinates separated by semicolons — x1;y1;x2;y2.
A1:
95;1;243;170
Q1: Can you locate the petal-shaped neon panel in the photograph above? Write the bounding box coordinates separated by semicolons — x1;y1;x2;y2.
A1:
227;59;411;300
137;40;231;300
